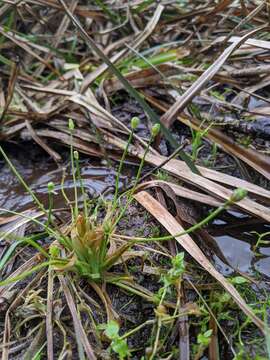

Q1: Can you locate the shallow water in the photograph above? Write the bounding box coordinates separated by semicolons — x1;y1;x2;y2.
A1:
212;213;270;278
0;144;125;213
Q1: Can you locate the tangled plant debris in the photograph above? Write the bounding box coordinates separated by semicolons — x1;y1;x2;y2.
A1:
0;1;270;359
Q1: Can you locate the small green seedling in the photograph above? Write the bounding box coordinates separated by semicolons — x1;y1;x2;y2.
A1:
104;320;130;359
197;329;213;347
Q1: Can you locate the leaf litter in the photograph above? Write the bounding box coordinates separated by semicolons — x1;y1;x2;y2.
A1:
0;1;270;359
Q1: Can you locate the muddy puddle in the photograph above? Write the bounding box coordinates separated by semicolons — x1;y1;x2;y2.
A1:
0;144;269;278
0;144;126;213
214;233;270;278
211;211;270;278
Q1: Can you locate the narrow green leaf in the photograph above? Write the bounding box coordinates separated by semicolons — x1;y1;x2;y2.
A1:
0;241;21;271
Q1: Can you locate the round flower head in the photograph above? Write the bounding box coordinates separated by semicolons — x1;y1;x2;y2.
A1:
151;123;160;137
74;150;79;160
68;118;75;131
47;181;55;192
230;188;248;202
131;117;140;130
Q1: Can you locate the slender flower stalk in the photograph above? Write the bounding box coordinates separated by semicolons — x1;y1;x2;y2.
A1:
69;119;78;220
112;117;139;211
74;150;88;219
47;181;55;226
111;123;160;232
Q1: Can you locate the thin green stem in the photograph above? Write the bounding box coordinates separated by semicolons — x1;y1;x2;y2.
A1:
23;238;50;259
47;191;53;226
123;201;230;244
112;129;134;211
0;235;49;272
75;156;88;218
61;168;72;209
0;208;72;249
111;134;154;232
151;319;162;360
150;287;167;360
146;207;225;241
159;287;167;306
0;259;67;286
119;320;155;340
133;135;153;189
70;133;78;220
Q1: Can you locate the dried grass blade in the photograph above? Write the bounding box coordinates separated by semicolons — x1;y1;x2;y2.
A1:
35;0;78;77
0;210;43;238
227;35;270;50
208;315;219;360
89;281;119;321
101;121;270;200
1;270;46;360
0;27;61;78
46;268;54;360
161;25;267;127
69;93;155;152
0;60;19;123
23;322;46;360
199;123;270;181
32;128;103;156
134;191;265;333
104;64;179;94
222;2;266;45
59;275;97;360
137;180;223;207
31;0;104;19
20;84;76;97
0;253;41;298
25;120;61;163
198;0;233;23
145;153;270;222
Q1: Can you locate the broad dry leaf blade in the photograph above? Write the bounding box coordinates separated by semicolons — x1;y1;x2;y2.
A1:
134;191;265;333
59;275;97;360
145;152;270;222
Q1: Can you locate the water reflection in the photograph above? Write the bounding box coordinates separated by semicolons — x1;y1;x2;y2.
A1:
212;215;270;278
0;148;125;213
